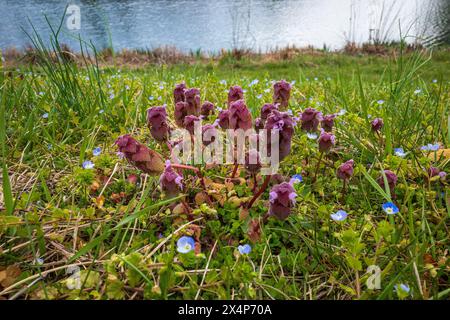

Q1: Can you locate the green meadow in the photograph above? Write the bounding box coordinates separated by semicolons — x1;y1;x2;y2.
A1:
0;40;449;300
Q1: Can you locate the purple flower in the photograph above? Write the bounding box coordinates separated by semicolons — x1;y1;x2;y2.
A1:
160;160;183;197
439;171;447;181
173;83;186;103
200;101;215;118
228;85;244;106
202;124;218;146
321;114;336;132
377;170;398;193
265;110;295;160
300;108;322;132
245;149;262;174
269;182;297;220
217;109;230;129
147;106;171;142
371;118;384;132
184;88;201;115
273;80;292;109
183;115;200;135
115;134;165;175
229;100;253;130
337;159;354;180
261;103;278;120
174;101;189;127
428;166;440;177
318;130;335;152
82;160;94;169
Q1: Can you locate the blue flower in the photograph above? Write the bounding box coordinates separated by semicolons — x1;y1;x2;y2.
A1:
82;160;95;169
238;244;251;255
289;174;303;184
330;210;347;222
99;109;104;114
394;148;407;158
42;113;49;119
47;143;52;150
395;283;410;294
177;236;195;253
382;202;399;215
377;100;384;105
432;79;437;83
337;109;346;116
421;143;440;152
306;132;318;140
93;147;102;156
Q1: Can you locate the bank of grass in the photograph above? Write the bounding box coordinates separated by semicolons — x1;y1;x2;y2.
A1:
0;41;449;300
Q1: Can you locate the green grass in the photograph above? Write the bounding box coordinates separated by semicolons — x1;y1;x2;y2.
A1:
0;38;449;300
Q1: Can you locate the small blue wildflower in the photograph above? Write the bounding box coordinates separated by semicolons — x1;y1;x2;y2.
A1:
93;147;102;156
109;93;115;99
377;100;384;105
82;160;95;169
99;109;104;114
394;148;407;158
219;79;227;85
39;91;44;96
432;79;437;83
159;85;164;90
149;96;154;100
337;109;346;116
421;143;439;151
47;143;52;150
382;202;399;215
395;283;410;294
414;89;421;95
330;210;347;222
157;96;162;101
42;113;49;119
289;174;303;184
306;132;318;140
249;79;259;86
177;236;195;253
264;88;270;93
238;244;251;255
256;94;263;99
291;80;296;85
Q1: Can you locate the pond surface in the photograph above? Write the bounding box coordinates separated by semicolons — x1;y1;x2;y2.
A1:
0;0;449;52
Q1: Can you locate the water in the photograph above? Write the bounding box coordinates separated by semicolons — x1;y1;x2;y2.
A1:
0;0;449;52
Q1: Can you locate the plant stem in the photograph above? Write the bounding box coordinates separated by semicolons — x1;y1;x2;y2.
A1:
312;151;324;183
230;162;239;179
246;175;271;210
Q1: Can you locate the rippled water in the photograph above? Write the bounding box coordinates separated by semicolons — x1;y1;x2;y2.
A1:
0;0;448;52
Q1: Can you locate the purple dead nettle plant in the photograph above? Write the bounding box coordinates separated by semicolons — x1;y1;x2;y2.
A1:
184;88;201;115
337;159;354;197
371;118;384;132
245;110;295;211
261;103;279;121
147;106;171;142
160;160;183;197
268;182;297;220
174;101;189;127
201;101;215;118
313;130;336;182
183;115;201;135
115;134;165;175
299;107;322;132
254;117;265;132
217;109;230;129
228;99;253;131
228;85;244;106
273;80;292;109
265;109;295;161
377;170;398;195
321;114;336;132
173;83;186;103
